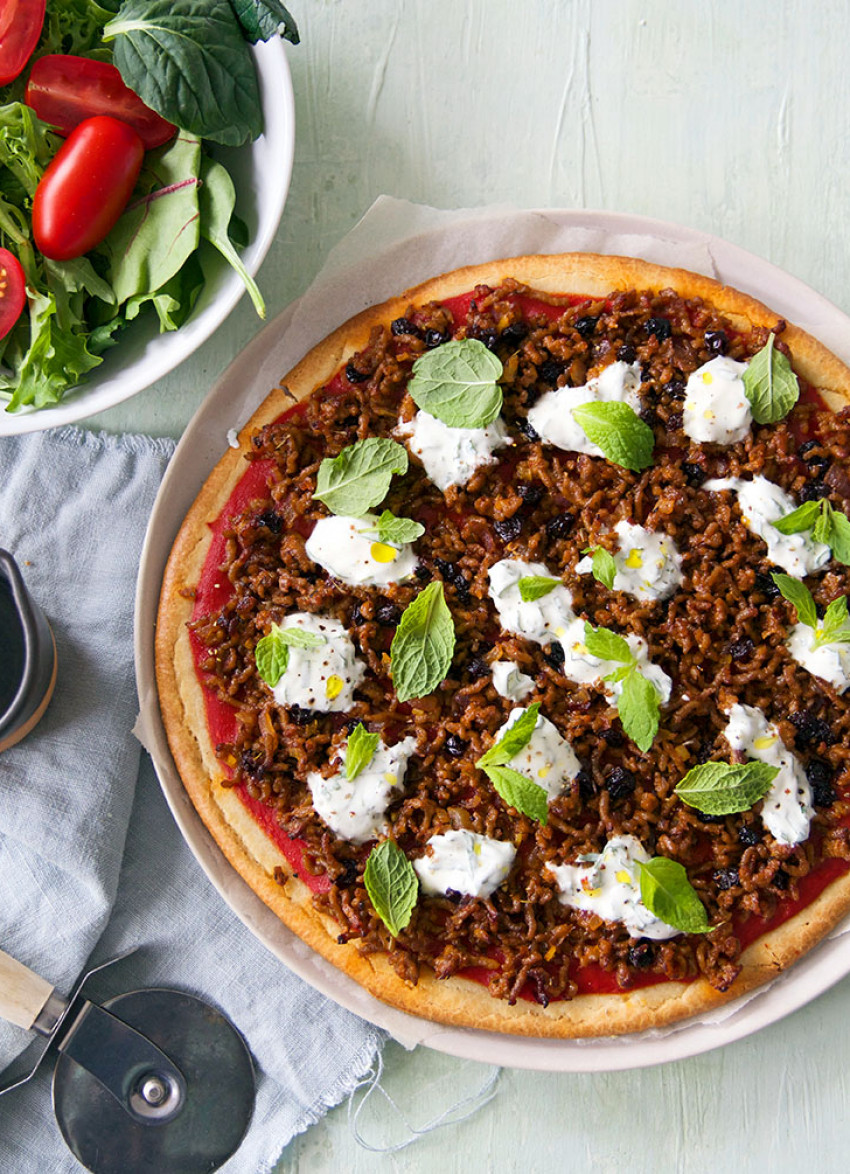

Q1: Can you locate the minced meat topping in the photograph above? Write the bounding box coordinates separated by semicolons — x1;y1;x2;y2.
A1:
190;279;850;1006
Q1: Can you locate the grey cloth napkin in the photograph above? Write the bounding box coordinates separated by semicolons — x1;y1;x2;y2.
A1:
0;428;381;1172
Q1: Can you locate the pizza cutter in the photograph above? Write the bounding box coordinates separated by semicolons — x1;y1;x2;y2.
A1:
0;948;256;1173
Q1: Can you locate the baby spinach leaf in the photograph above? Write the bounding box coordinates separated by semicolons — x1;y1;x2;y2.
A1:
198;155;265;317
104;0;263;146
230;0;300;43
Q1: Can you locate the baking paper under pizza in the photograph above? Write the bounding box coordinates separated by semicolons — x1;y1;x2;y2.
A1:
156;254;850;1037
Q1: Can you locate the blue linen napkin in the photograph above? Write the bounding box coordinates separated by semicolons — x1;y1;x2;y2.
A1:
0;427;381;1172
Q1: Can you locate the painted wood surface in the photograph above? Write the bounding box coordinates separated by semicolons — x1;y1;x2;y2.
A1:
86;2;850;1170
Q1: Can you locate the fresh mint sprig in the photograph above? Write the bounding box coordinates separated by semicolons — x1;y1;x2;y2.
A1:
407;338;504;428
772;497;850;565
390;582;456;702
570;401;654;471
674;761;779;815
476;704;548;823
362;510;424;545
583;622;661;751
517;576;560;602
636;857;711;934
344;724;381;780
584;546;616;589
771;573;850;650
314;438;409;516
742;332;799;424
363;840;418;937
255;624;325;687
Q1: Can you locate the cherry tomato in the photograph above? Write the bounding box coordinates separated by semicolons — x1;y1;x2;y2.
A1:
0;0;45;86
33;116;145;262
0;247;26;340
26;55;177;150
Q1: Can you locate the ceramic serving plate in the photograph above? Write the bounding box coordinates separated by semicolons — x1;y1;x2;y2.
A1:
135;207;850;1070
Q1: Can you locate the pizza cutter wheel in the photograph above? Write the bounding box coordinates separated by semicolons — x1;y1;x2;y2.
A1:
0;948;255;1173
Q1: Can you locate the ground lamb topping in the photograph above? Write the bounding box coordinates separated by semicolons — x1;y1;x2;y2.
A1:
190;280;850;1006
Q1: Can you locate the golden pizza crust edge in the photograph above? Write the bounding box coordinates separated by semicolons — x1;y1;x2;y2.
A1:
155;252;850;1039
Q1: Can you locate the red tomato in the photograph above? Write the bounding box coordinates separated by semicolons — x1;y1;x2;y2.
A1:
0;0;45;86
32;116;145;262
26;55;177;150
0;247;26;340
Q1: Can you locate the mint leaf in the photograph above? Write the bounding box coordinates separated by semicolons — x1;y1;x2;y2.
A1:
369;510;425;545
408;338;503;428
344;724;381;780
477;703;541;769
254;624;326;687
390;582;456;702
817;595;850;647
363;840;418;937
583;622;633;666
773;498;850;565
589;546;616;589
617;667;661;752
674;761;779;814
570;401;655;471
827;508;850;564
771;500;821;535
483;765;548;825
742;332;799;424
771;573;818;631
636;857;711;934
314;438;409;516
518;576;560;602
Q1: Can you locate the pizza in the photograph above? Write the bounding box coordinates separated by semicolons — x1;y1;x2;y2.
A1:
155;253;850;1038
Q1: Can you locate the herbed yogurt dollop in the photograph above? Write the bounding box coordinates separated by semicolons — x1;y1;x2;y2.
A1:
413;829;516;898
307;735;418;844
493;706;581;802
491;659;535;701
786;621;850;694
305;513;418;587
527;360;642;456
575;519;683;602
704;475;832;577
682;356;751;444
270;613;366;713
546;835;681;940
724;702;813;846
396;409;511;491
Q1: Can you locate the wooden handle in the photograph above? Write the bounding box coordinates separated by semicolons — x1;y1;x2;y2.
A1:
0;948;55;1030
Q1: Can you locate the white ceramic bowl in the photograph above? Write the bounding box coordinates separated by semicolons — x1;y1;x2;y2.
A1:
0;38;295;437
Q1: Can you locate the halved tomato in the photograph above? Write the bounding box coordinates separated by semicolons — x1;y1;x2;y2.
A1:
0;0;45;86
0;247;26;340
25;55;177;150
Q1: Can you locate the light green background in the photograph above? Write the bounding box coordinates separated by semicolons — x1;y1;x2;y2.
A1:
86;3;850;1170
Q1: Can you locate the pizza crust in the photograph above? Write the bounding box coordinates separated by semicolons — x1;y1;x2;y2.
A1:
156;253;850;1039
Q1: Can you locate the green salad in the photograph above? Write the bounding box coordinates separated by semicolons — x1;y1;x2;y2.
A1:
0;0;298;412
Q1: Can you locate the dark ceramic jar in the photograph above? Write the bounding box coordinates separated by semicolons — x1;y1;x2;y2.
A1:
0;550;57;753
